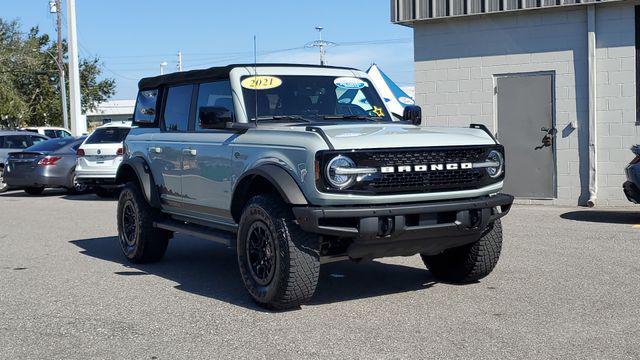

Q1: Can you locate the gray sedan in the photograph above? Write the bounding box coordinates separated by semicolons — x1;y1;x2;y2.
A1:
3;137;88;195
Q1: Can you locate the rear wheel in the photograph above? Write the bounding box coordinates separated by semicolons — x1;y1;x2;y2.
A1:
24;187;45;195
421;220;503;284
237;194;320;310
117;182;170;263
67;172;88;195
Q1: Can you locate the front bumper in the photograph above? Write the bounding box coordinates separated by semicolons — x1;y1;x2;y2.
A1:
293;194;514;260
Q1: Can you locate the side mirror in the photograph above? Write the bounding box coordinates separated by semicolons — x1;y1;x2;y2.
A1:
199;106;233;129
403;105;422;126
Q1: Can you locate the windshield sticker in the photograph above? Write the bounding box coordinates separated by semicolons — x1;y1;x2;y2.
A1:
334;77;368;90
399;96;415;105
241;76;282;90
372;106;385;117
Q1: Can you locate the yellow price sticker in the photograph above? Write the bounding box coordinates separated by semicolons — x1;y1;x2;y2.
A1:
241;76;283;90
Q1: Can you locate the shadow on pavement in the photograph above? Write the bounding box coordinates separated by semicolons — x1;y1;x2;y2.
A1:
560;210;640;225
70;235;435;311
0;189;67;198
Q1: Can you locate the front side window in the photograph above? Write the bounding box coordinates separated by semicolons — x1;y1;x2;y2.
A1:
241;75;392;122
134;89;159;124
163;85;193;132
195;81;234;131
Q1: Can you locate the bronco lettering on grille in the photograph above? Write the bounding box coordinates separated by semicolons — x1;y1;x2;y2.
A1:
380;163;473;173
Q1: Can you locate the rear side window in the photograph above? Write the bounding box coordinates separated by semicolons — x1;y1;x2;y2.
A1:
86;128;130;144
30;136;47;145
4;136;31;149
134;89;159;125
44;130;57;138
163;85;193;132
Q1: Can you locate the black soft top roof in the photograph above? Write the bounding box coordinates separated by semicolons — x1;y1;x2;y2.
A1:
138;63;358;90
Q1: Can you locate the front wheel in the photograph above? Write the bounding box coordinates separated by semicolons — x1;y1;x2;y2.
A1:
117;182;170;263
421;220;503;284
237;195;320;310
67;172;89;195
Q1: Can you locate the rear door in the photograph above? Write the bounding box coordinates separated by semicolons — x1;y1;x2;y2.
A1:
152;84;193;207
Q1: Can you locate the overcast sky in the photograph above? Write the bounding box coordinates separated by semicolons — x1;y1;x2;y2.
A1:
6;0;415;99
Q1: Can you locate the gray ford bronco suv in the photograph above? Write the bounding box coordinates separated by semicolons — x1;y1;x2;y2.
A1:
116;63;513;309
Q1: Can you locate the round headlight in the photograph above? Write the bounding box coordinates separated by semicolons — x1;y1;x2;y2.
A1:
486;150;504;178
326;155;356;189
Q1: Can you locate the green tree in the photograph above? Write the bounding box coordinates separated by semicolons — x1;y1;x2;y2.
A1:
0;18;115;128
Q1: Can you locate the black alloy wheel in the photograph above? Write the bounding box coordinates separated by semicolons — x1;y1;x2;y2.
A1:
246;221;277;286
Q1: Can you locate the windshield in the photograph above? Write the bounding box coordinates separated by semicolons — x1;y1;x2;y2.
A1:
241;75;392;122
86;127;130;144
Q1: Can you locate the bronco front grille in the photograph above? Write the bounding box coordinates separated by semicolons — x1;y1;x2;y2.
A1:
316;146;503;195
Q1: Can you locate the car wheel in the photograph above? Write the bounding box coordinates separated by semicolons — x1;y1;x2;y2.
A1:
117;182;171;263
421;220;503;284
237;194;320;310
0;166;8;193
24;187;45;196
67;172;88;195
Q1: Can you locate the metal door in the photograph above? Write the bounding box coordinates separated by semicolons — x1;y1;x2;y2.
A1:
496;73;555;198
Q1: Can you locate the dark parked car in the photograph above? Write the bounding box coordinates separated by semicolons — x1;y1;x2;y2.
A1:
623;145;640;204
0;131;49;192
3;136;88;195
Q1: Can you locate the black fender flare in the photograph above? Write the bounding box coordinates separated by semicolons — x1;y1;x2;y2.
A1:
231;164;308;221
116;157;161;208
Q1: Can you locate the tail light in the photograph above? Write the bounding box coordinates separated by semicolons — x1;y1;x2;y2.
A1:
116;147;124;156
38;156;62;166
76;149;85;157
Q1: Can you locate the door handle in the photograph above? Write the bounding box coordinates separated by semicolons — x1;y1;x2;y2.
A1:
182;148;197;156
148;147;162;154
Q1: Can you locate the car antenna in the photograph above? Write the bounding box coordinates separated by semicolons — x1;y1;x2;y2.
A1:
253;35;259;126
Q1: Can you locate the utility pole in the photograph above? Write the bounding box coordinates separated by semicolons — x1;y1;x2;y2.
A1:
160;61;168;75
305;26;335;66
66;0;85;135
50;0;69;130
177;50;183;72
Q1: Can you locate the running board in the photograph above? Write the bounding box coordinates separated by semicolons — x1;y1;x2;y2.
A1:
153;219;234;246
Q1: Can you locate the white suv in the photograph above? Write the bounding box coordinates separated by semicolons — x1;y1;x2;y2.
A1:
76;122;131;197
22;126;73;138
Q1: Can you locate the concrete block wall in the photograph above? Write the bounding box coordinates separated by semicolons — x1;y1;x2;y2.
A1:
412;3;639;206
594;4;639;206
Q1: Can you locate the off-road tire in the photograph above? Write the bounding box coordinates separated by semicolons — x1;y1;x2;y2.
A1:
117;182;170;263
237;194;320;310
421;220;503;284
24;187;45;195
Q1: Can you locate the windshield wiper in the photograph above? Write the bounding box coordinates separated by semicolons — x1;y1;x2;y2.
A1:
254;115;312;123
322;115;383;121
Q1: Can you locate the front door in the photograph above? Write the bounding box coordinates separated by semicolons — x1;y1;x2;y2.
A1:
496;73;555;198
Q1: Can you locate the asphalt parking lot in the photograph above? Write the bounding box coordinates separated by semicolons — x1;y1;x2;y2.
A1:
1;189;639;359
